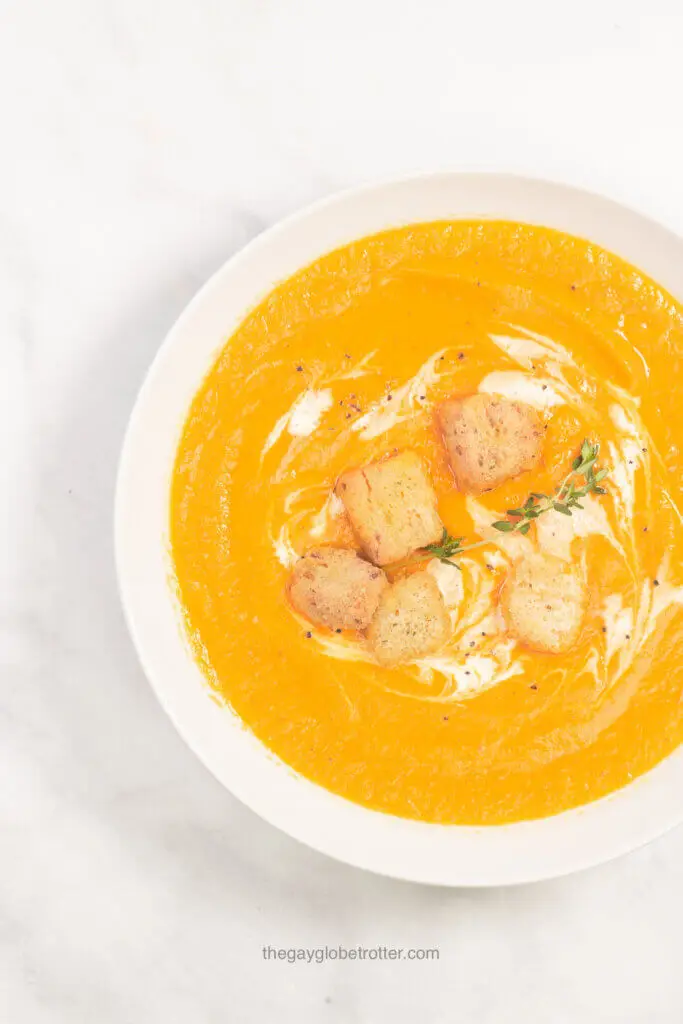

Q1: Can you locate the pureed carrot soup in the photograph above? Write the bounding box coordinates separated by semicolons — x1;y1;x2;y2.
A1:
170;221;683;825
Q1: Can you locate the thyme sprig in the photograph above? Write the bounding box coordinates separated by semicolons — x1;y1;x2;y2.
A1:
422;529;466;568
491;440;608;535
386;439;609;571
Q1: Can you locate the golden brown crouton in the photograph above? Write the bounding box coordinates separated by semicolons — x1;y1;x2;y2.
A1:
367;572;451;666
500;552;587;654
335;452;443;566
438;393;544;493
287;547;388;631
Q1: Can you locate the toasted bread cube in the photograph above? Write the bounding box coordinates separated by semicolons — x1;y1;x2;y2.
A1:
287;547;388;631
501;552;587;654
335;452;443;565
438;393;544;494
367;572;450;666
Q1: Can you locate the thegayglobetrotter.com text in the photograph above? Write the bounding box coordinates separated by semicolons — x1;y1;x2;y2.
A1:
262;945;439;964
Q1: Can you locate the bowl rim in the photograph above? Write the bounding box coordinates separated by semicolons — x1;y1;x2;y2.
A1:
115;172;683;886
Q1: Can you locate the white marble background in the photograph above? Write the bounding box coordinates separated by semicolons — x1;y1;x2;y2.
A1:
2;1;683;1020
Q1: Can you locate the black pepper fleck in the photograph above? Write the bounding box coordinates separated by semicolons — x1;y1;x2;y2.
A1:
458;352;465;360
443;716;449;721
296;365;303;372
571;284;577;291
653;579;660;586
335;629;342;634
305;632;312;639
530;684;538;690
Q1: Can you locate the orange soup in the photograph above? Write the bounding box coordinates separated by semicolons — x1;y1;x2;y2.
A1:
170;221;683;825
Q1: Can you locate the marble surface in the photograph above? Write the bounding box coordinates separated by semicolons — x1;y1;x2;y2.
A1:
3;1;683;1020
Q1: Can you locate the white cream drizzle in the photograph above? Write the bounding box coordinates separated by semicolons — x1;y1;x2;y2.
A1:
606;402;647;526
289;389;334;436
262;388;333;457
599;559;683;688
273;525;298;569
324;350;379;382
417;642;523;698
489;326;576;369
426;557;464;619
351;349;446;440
309;492;344;539
479;371;565;410
413;558;523;699
535;494;623;563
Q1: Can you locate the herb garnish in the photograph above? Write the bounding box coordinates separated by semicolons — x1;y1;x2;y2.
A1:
491;440;608;536
421;529;466;568
387;440;609;571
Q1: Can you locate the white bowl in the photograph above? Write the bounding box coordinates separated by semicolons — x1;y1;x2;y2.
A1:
116;174;683;886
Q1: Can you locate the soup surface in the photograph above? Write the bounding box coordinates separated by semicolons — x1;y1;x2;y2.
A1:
170;220;683;825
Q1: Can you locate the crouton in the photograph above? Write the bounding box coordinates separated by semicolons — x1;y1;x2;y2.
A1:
367;572;451;666
335;452;443;565
438;393;544;493
287;547;388;631
500;552;587;654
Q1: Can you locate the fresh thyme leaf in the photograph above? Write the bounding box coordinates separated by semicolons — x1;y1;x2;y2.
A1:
424;528;464;560
493;521;515;532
